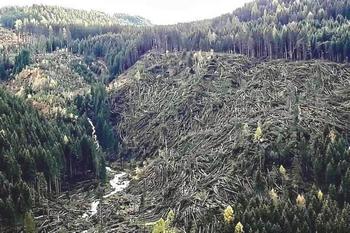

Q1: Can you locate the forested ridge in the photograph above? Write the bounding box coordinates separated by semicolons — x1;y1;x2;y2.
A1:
0;0;350;232
66;0;350;80
2;0;350;81
0;5;151;28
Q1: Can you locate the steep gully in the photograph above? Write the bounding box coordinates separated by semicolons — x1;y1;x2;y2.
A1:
82;118;130;219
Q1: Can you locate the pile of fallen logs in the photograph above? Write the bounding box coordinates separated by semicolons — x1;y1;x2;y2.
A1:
31;170;140;233
110;52;350;231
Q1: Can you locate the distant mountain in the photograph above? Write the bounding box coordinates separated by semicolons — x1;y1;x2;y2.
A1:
113;13;152;26
0;5;151;28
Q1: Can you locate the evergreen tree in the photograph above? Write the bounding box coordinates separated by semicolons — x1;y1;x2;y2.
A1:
23;211;36;233
14;49;31;74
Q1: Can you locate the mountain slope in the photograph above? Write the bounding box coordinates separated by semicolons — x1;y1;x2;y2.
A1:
109;52;350;232
6;50;105;116
0;5;151;28
0;0;350;232
230;0;350;23
62;0;350;82
0;88;105;226
2;0;349;85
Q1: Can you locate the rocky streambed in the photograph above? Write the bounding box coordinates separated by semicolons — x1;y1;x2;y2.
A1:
82;167;130;219
33;166;140;233
32;118;141;232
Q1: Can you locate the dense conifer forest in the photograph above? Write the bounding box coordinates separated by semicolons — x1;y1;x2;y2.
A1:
1;0;350;80
0;0;349;232
0;88;105;224
0;5;151;28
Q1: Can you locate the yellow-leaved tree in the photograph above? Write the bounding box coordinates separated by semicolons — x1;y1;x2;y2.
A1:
254;122;263;142
279;165;286;177
224;205;234;223
296;194;306;207
269;188;278;205
317;190;324;201
329;130;337;143
166;209;175;226
63;135;69;144
152;218;166;233
151;210;177;233
235;222;244;233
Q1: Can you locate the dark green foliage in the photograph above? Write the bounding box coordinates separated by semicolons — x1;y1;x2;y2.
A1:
0;88;105;223
72;32;153;79
65;0;350;80
2;0;350;82
70;60;96;83
212;132;350;233
213;132;350;233
98;156;107;183
0;63;7;80
0;5;151;29
75;84;117;157
0;54;12;81
217;195;350;233
23;211;36;233
13;49;31;74
0;1;349;231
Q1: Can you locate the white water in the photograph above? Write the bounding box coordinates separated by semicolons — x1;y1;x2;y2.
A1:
82;118;130;221
82;200;100;219
82;167;129;219
82;117;102;219
103;172;130;199
106;167;113;173
87;117;100;149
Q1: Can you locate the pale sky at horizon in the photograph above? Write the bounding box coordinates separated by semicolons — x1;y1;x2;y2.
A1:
0;0;252;25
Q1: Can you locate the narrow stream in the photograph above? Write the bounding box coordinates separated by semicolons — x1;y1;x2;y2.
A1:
103;171;129;199
81;167;129;219
82;118;130;220
87;117;100;149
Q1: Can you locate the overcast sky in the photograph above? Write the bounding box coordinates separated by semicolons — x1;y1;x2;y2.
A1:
0;0;252;25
